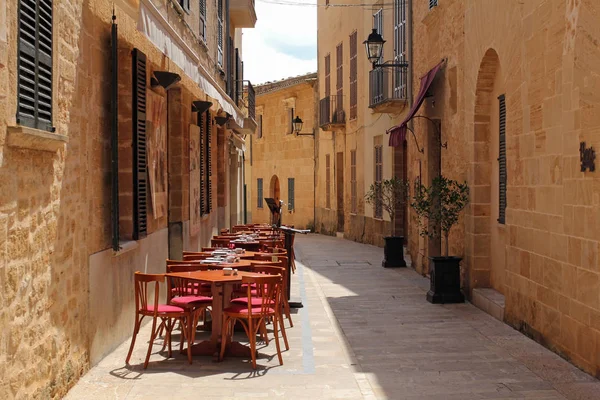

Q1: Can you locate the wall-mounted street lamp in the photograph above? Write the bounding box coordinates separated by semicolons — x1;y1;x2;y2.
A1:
363;29;409;70
292;116;303;134
151;71;181;90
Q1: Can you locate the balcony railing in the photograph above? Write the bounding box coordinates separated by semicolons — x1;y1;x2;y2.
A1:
319;95;345;129
244;81;255;121
369;66;408;112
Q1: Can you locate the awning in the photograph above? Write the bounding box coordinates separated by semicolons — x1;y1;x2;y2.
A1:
387;60;444;147
138;0;244;127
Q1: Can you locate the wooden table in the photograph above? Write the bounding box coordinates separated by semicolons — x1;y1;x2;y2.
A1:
165;270;265;358
193;250;259;259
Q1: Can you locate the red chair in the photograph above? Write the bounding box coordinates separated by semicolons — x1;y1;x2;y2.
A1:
126;272;193;369
220;274;286;369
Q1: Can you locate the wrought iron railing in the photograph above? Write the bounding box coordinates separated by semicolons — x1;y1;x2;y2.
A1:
369;66;408;108
319;95;345;127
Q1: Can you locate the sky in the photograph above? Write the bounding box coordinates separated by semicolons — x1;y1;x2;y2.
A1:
243;0;318;85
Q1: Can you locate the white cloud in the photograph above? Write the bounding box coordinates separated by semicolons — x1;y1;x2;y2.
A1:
243;0;317;85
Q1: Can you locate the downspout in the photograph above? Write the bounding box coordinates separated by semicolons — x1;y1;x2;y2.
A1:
407;0;415;265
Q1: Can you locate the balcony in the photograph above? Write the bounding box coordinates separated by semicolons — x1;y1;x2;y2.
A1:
230;0;257;28
228;81;256;135
319;95;345;131
369;66;408;113
245;81;255;121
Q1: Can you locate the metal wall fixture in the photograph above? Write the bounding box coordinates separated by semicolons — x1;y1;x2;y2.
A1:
215;113;232;126
151;71;181;90
363;29;409;70
191;100;212;114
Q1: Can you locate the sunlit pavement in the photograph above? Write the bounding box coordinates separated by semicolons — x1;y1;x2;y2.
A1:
65;234;600;399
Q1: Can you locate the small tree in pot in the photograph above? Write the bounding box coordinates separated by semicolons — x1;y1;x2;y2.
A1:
412;175;469;303
365;177;409;268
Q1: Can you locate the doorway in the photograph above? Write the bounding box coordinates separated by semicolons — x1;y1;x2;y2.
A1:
336;152;344;232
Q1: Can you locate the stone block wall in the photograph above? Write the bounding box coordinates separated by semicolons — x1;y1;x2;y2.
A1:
411;0;600;377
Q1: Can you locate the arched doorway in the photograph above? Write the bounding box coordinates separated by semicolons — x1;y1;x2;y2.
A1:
471;48;506;294
269;175;280;202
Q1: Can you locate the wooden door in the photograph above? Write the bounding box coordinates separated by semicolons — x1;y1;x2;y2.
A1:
336;152;344;232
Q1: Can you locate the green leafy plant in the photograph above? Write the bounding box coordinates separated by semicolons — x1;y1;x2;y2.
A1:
411;175;469;257
364;177;410;236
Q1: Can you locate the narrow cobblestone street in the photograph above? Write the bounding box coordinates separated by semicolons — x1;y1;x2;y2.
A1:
65;235;600;399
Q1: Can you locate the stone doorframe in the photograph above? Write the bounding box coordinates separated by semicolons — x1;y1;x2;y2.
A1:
465;48;501;292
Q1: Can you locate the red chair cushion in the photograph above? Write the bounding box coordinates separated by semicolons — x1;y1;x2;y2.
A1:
224;303;275;315
171;296;212;307
231;297;275;306
146;304;185;313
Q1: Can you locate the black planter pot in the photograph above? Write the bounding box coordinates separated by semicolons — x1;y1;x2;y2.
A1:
426;256;465;304
382;236;406;268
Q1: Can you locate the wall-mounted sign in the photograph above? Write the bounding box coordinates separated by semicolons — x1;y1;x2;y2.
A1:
580;142;596;172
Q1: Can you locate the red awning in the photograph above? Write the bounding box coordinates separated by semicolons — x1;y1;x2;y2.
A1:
387;60;444;147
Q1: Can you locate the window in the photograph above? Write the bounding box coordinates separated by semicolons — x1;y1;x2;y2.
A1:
349;31;357;120
336;42;343;105
374;144;383;219
373;9;383;63
326;154;331;209
257;178;264;208
351;150;357;213
429;0;438;9
199;0;206;41
179;0;190;12
324;54;331;98
17;0;53;131
217;0;223;67
393;0;407;97
257;114;263;138
206;112;213;213
498;94;507;224
288;178;295;211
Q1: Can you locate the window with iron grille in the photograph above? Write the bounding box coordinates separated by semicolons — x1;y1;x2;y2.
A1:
325;54;331;98
217;0;223;67
179;0;190;12
132;48;148;239
17;0;54;132
374;145;383;218
351;150;357;213
349;31;357;120
257;178;263;208
394;0;406;97
199;0;206;41
288;178;295;211
498;94;507;224
336;42;343;105
429;0;438;9
326;154;331;209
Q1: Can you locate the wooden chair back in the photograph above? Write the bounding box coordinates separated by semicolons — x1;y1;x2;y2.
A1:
134;272;164;316
241;275;282;318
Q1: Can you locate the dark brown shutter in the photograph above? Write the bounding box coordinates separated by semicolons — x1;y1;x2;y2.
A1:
326;155;331;209
206;112;213;213
498;94;507;224
198;111;206;216
17;0;53;131
111;19;119;251
199;0;206;40
132;48;148;240
325;54;331;98
349;31;357;120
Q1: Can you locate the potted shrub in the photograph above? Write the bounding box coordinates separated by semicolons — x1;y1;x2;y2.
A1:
365;177;409;268
411;175;469;303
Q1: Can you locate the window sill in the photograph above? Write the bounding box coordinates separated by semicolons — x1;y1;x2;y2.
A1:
112;240;139;257
172;0;189;15
199;38;209;51
7;125;68;152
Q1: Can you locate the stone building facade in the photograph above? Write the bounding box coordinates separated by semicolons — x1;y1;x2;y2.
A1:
315;0;410;245
0;0;256;397
408;0;600;378
245;73;317;229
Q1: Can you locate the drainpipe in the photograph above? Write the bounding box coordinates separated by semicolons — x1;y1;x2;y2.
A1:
407;0;414;109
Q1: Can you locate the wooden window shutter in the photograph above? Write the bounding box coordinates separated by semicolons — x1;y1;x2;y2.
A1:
258;114;263;138
351;150;357;213
206;112;213;213
375;145;383;218
179;0;190;12
17;0;53;132
326;154;331;209
325;54;330;98
288;178;295;210
257;178;263;208
132;48;148;240
199;0;207;40
349;31;357;120
498;94;507;224
198;111;206;216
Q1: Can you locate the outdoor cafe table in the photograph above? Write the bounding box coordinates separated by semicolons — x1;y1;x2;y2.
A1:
165;269;266;358
194;250;259;259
